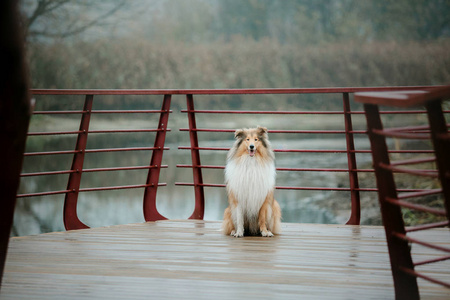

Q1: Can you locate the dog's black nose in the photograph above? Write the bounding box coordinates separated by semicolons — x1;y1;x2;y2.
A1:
249;145;255;150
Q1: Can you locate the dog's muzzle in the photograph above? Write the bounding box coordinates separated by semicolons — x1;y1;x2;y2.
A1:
248;144;256;157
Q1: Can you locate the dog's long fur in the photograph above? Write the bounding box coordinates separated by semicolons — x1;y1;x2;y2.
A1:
222;126;281;237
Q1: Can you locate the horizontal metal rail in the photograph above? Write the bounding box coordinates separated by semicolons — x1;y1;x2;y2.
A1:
390;157;436;166
24;150;81;156
177;146;361;153
176;164;374;173
20;165;169;177
405;220;450;232
28;129;171;135
17;182;169;198
177;146;434;154
28;130;83;136
414;255;450;267
385;197;447;216
91;110;172;114
180;109;446;115
24;147;172;156
175;182;353;191
17;189;73;198
182;109;349;115
20;170;76;177
174;182;429;194
82;165;168;173
378;163;439;178
88;129;171;134
397;189;443;200
33;110;86;115
372;128;431;140
79;183;167;193
33;109;172;114
393;232;450;253
30;86;440;95
179;128;367;134
84;147;169;154
399;266;450;289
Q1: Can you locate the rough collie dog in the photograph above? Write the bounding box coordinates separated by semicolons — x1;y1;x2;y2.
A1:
222;126;281;237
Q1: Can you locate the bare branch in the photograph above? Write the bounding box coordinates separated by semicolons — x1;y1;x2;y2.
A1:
59;1;127;38
24;0;128;39
26;0;69;29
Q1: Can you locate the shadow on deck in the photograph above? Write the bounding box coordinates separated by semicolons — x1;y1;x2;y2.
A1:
2;220;449;299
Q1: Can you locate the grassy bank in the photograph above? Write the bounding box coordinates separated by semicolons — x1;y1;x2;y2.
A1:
28;38;450;110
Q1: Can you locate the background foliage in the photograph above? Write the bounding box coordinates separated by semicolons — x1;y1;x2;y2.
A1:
22;0;450;110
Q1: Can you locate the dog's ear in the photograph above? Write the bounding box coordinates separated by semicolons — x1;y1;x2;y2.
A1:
257;126;268;137
234;129;244;139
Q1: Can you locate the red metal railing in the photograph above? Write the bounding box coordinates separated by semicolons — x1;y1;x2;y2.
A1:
355;86;450;297
18;91;172;229
19;87;444;230
174;87;446;225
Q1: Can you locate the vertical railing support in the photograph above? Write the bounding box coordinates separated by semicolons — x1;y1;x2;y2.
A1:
63;95;93;230
364;103;419;299
343;93;361;225
186;94;205;219
0;0;32;283
425;100;450;221
143;94;171;221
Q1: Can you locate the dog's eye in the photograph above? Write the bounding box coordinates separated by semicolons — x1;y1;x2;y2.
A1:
255;138;258;141
246;138;249;141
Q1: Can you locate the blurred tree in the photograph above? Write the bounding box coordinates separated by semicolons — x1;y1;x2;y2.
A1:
143;0;214;43
215;0;271;41
359;0;450;40
22;0;127;40
21;0;450;43
214;0;450;43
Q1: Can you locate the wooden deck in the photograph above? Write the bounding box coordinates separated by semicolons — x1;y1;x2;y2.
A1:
2;220;449;299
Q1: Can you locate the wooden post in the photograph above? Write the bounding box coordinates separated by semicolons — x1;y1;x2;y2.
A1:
0;0;32;285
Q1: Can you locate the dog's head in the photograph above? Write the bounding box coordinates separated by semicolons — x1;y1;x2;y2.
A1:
234;126;268;157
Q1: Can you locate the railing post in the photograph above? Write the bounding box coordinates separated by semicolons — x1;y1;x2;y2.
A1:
343;93;361;225
186;94;205;219
425;100;450;221
143;94;171;221
363;103;419;299
63;95;93;230
0;0;32;283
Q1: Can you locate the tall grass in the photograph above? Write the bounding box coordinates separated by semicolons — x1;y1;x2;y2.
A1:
28;37;450;109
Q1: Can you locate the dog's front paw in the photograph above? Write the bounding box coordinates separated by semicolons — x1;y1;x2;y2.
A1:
233;229;244;238
261;230;274;237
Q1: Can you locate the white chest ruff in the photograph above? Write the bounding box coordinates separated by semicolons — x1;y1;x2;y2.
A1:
225;156;276;217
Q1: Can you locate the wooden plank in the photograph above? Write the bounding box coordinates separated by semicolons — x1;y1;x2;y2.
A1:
2;221;449;299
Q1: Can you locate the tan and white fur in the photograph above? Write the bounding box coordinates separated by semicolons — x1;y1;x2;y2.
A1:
222;126;281;237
